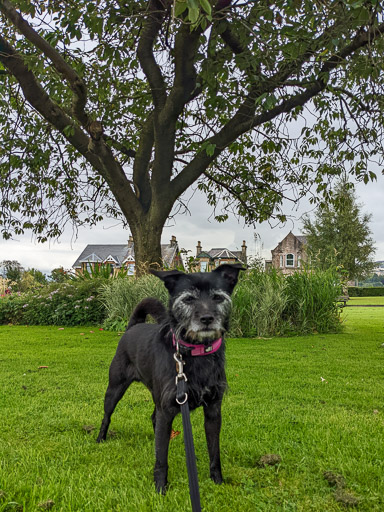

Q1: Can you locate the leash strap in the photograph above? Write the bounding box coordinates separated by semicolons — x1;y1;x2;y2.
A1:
175;353;202;512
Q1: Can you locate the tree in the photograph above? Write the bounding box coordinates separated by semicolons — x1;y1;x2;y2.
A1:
26;268;47;285
0;259;24;282
49;267;70;283
1;1;384;271
302;177;375;280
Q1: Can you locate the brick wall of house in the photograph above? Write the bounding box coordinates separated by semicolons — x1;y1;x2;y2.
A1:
271;232;307;275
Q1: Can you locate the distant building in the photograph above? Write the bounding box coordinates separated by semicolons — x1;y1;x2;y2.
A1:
373;261;384;276
265;232;307;275
194;240;247;272
72;235;184;275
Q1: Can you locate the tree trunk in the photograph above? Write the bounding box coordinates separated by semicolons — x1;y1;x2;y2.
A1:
130;213;165;276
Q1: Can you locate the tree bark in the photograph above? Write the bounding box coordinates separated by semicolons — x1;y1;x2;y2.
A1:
129;213;165;276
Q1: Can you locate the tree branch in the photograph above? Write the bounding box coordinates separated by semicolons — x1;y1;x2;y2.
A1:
0;0;89;127
162;22;201;122
0;35;141;222
151;19;203;194
137;0;168;109
133;112;155;210
170;21;384;200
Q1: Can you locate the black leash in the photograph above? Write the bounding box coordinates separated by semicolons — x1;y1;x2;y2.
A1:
174;351;202;512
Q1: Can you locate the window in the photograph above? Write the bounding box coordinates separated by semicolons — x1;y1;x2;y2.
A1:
127;264;135;275
200;261;208;272
279;255;284;267
286;254;294;267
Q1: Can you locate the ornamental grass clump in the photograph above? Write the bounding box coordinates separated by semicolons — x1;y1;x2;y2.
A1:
230;266;343;337
100;274;168;331
230;268;288;337
284;267;343;334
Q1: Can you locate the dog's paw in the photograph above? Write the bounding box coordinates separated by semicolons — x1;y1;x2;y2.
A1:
155;481;168;495
210;471;224;485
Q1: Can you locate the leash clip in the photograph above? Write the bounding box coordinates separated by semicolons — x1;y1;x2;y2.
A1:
174;351;187;384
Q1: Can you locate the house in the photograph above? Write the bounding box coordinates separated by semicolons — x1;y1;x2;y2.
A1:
373;261;384;276
72;235;184;275
194;240;247;272
265;232;307;275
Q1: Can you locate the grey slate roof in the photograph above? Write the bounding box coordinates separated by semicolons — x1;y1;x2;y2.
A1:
295;235;307;245
73;244;133;268
73;241;179;269
161;243;179;268
197;248;242;261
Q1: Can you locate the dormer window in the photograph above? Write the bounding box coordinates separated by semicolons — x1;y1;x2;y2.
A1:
286;254;294;267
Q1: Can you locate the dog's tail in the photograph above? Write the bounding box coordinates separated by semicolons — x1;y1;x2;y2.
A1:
127;298;167;330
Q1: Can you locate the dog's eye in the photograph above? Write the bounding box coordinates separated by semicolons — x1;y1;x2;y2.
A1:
183;295;196;304
212;294;224;303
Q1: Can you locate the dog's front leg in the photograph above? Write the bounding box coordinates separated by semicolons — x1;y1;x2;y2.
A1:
153;408;175;493
204;401;223;484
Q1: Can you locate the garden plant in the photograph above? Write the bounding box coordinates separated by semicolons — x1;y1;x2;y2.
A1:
0;266;343;337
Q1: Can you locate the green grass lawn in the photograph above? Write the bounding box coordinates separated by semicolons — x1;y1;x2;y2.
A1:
348;296;384;306
0;305;383;512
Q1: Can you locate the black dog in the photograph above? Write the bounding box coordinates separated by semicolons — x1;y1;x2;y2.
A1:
97;263;244;492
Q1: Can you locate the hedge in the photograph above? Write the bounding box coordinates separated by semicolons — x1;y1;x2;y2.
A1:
348;287;384;297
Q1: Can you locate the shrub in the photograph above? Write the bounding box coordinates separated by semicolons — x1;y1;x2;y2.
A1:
348;287;384;297
100;267;342;337
0;267;343;336
0;280;105;326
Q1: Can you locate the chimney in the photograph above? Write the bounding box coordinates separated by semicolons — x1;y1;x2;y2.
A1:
196;241;202;257
241;240;247;263
170;235;177;247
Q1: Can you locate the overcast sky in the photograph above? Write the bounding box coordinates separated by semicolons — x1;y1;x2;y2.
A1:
0;176;383;275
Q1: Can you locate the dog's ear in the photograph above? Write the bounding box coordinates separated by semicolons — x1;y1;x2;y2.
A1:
213;263;245;292
150;269;185;293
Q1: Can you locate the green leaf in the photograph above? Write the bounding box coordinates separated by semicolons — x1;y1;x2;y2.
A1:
199;0;211;15
202;142;216;156
174;1;188;17
63;124;75;137
188;6;200;23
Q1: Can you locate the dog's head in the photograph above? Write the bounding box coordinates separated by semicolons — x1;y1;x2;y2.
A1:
151;264;244;343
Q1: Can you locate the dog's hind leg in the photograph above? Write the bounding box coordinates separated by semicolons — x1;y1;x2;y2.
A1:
96;361;135;443
151;406;157;433
203;401;224;484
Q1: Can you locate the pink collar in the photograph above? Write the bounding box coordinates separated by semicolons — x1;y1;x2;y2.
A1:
172;332;222;356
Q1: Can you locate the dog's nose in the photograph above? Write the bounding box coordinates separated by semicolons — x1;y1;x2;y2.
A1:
200;315;214;326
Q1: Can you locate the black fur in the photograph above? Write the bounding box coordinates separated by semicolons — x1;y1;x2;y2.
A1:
96;263;244;493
